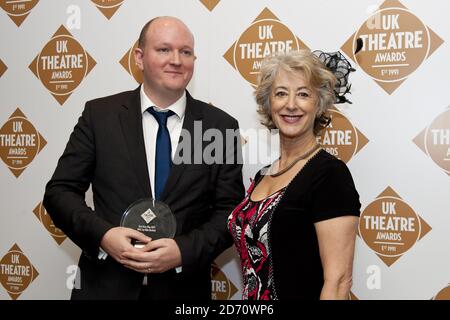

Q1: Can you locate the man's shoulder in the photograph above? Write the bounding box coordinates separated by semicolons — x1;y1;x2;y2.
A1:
86;88;138;108
188;95;237;125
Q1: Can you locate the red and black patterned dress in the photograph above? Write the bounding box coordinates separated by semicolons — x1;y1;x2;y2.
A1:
228;150;361;300
228;179;285;300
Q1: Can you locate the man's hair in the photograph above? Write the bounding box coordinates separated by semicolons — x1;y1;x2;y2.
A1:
138;16;195;51
138;17;160;49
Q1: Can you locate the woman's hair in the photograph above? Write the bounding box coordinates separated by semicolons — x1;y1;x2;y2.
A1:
255;49;337;135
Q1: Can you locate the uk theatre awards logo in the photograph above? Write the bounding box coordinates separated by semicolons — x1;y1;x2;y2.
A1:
0;108;46;177
29;25;96;105
224;8;308;87
359;187;431;266
341;0;443;94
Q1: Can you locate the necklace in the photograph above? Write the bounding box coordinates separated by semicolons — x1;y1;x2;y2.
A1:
269;144;321;177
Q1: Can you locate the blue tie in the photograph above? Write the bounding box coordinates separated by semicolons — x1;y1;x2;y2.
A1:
148;107;175;200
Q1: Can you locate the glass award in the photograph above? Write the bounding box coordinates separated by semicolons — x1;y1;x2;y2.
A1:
120;198;176;248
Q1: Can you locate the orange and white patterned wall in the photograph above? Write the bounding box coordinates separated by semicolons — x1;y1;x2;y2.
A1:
0;0;449;300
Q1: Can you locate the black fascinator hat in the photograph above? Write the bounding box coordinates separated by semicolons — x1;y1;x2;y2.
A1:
312;50;356;104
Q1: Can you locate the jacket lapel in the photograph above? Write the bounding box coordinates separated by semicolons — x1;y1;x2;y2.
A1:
160;91;203;201
119;86;152;197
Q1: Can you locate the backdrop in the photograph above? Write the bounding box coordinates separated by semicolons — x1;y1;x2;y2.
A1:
0;0;449;300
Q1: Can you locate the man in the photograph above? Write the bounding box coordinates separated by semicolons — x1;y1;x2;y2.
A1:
43;16;244;300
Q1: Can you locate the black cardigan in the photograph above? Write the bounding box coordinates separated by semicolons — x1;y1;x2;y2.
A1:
254;150;361;300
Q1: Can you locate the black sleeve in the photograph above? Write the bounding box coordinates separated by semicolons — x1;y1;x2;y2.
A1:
43;102;113;258
310;159;361;223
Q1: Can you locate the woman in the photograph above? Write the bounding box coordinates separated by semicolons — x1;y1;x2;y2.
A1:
228;49;361;300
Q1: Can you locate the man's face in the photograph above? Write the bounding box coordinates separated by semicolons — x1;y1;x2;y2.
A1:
135;18;196;99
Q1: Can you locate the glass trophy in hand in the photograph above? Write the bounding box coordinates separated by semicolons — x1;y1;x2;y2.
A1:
120;198;176;248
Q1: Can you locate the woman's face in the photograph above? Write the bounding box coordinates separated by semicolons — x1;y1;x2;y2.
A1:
270;69;318;141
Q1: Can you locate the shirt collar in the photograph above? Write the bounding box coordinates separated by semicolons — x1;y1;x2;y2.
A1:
140;85;186;119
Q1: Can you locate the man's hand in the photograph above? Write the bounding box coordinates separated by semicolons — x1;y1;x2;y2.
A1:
121;238;182;274
100;227;152;264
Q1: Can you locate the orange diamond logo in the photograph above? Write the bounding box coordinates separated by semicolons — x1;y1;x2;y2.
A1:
29;25;96;105
199;0;221;12
33;202;67;245
120;40;143;84
358;187;431;266
0;0;39;27
224;7;309;87
0;58;7;78
318;107;368;163
91;0;124;19
211;263;238;300
0;244;39;300
413;107;450;176
341;0;444;94
0;108;46;177
433;284;450;300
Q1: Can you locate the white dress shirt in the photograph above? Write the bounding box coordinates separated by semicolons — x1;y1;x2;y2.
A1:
98;86;186;267
140;85;186;199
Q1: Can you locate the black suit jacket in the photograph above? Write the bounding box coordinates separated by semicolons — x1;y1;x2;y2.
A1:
43;87;244;300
